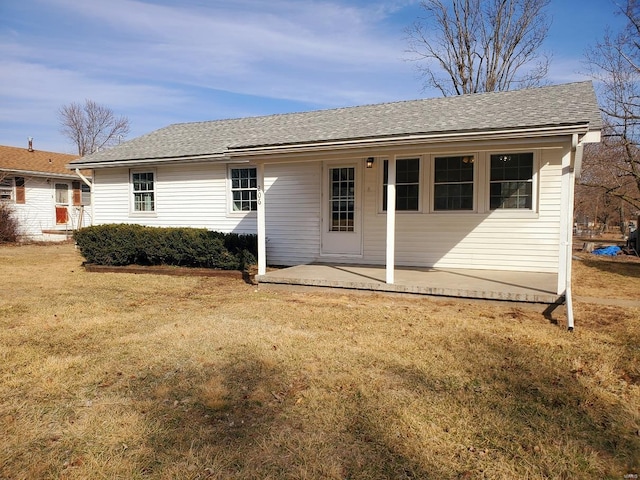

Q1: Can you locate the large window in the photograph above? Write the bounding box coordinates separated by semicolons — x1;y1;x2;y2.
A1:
131;171;155;212
433;156;474;211
490;152;533;209
230;167;257;212
0;177;13;202
383;158;420;211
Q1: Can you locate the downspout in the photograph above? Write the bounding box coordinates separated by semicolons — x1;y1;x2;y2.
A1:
565;134;582;331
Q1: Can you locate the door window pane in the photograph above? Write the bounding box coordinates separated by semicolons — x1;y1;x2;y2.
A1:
329;167;355;232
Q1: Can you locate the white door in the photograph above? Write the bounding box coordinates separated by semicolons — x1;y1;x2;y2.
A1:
54;183;70;225
321;163;362;256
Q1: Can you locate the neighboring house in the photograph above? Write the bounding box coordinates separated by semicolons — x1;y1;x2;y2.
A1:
0;142;90;241
68;82;601;300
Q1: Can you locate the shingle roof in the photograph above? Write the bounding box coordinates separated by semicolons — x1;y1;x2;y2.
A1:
0;144;81;177
70;81;602;166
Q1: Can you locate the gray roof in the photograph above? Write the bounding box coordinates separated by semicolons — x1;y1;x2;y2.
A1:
70;81;602;166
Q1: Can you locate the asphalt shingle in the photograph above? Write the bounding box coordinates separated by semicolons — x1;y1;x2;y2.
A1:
70;81;602;165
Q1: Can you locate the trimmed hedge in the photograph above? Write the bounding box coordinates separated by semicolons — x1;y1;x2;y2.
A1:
74;224;257;270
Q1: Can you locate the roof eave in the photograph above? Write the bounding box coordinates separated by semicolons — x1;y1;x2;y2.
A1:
0;168;81;179
67;152;227;169
229;123;597;157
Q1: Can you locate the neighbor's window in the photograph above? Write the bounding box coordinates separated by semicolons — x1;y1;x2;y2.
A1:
131;171;155;212
490;152;533;209
81;183;91;206
230;167;257;212
382;158;420;211
0;177;13;202
433;155;474;211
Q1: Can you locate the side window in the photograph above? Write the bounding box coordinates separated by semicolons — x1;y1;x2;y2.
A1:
230;167;257;212
81;183;91;206
489;153;534;210
433;156;474;211
131;171;155;212
382;158;420;211
0;177;13;202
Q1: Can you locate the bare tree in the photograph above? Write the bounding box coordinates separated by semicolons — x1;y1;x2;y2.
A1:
59;99;130;156
406;0;551;96
583;0;640;213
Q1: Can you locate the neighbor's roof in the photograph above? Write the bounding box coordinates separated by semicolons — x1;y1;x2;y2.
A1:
70;81;602;167
0;144;84;178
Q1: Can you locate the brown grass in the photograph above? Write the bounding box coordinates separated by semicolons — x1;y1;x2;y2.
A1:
0;243;638;479
573;249;640;299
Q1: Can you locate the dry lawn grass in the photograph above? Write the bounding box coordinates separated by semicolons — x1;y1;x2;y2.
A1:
0;243;638;479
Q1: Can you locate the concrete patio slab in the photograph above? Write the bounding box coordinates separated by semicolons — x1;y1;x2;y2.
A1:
256;264;560;304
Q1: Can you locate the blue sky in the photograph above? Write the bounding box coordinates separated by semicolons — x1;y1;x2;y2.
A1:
0;0;628;154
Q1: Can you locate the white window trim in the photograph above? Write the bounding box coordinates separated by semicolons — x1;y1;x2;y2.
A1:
485;149;539;218
129;168;157;216
378;156;424;214
227;164;258;216
429;152;479;214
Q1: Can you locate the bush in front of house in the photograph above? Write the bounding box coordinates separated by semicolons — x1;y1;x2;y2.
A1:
0;203;20;243
73;224;257;270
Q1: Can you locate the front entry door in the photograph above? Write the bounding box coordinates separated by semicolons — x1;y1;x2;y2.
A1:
321;163;362;256
55;183;70;225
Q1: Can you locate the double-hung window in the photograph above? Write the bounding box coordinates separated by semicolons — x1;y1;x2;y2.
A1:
131;171;155;212
0;177;13;202
230;167;257;212
489;153;533;210
382;158;420;211
433;156;474;211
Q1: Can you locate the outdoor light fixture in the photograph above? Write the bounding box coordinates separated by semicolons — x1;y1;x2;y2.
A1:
366;157;375;168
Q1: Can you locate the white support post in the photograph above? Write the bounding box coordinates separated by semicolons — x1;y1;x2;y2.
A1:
386;156;396;284
256;162;267;276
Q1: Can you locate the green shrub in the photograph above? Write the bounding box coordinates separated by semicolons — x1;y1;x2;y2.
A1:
74;224;258;270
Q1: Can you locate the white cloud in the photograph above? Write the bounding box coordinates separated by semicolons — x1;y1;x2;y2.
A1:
29;0;416;104
0;0;422;150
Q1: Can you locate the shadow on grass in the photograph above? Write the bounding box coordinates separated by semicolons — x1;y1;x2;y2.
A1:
381;331;639;478
576;256;640;279
121;348;439;479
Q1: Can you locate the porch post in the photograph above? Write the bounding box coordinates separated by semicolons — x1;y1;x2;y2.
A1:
386;156;396;284
256;162;267;276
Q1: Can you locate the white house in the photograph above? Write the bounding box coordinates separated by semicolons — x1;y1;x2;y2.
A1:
0;142;91;241
69;82;602;322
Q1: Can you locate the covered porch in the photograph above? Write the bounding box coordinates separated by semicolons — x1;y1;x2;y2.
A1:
256;264;561;304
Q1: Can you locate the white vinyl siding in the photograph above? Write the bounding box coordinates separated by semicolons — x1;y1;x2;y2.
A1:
95;164;245;232
264;162;321;265
4;176;89;240
361;148;562;272
92;161;322;263
90;140;568;274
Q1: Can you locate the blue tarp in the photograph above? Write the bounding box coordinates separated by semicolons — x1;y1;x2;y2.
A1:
592;245;622;256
